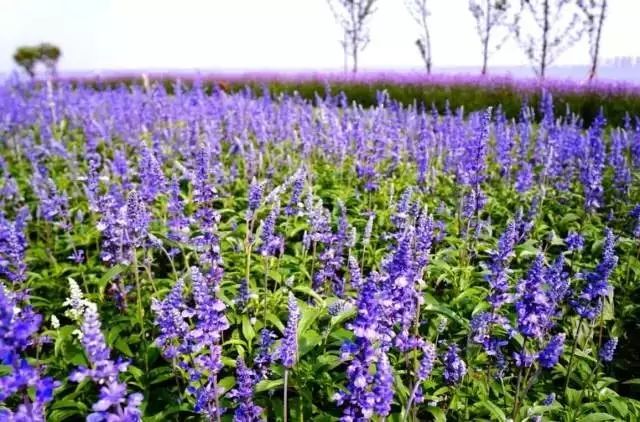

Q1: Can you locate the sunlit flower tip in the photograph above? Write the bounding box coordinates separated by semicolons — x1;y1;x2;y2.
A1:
51;315;60;329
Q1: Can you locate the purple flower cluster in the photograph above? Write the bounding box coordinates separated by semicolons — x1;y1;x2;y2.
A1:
277;293;299;369
152;267;229;418
228;357;262;422
98;189;150;267
259;202;283;257
571;228;618;320
0;209;29;283
600;337;618;362
565;232;585;252
0;283;60;421
486;221;517;309
442;345;467;385
335;275;393;420
68;302;142;421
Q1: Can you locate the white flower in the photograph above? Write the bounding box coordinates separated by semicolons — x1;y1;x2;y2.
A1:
51;315;60;329
72;329;83;340
63;278;93;321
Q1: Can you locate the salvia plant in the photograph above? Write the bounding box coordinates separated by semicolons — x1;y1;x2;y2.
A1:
0;78;639;421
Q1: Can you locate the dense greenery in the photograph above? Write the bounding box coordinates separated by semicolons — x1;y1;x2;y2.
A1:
1;81;640;421
61;73;640;126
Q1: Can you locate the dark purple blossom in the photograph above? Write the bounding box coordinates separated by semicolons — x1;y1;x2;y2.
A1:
0;210;28;283
278;294;299;368
229;357;262;422
600;337;618;362
138;144;166;202
515;255;554;339
486;221;517;309
565;232;585;252
538;333;566;368
571;228;617;320
246;178;263;220
0;283;60;421
443;345;467;384
167;177;189;245
259;202;283;257
254;329;275;378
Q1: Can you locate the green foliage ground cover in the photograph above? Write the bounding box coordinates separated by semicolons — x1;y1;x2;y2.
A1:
1;82;640;421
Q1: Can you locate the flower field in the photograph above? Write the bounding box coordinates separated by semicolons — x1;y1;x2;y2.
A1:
1;80;640;421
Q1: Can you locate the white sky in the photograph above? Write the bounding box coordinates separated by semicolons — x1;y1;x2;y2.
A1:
0;0;639;74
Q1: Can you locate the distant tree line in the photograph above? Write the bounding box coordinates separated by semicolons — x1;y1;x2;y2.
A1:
10;1;611;81
326;0;609;80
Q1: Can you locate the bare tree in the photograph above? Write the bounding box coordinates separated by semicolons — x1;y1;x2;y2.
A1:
326;0;379;73
404;0;432;74
514;0;584;79
578;0;607;81
469;0;518;75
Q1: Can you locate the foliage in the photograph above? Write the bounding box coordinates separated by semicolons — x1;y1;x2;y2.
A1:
1;80;640;421
60;72;640;127
12;43;62;78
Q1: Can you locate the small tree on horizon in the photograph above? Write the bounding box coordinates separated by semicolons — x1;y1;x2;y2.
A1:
12;43;62;78
326;0;379;73
578;0;608;81
405;0;433;74
38;43;62;76
514;0;584;79
13;46;39;78
469;0;519;75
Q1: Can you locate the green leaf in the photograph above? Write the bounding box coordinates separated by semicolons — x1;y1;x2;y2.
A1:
293;285;325;306
242;314;256;345
577;413;616;422
267;312;285;333
422;300;468;328
218;375;236;393
298;306;321;338
478;400;507;422
114;337;134;357
299;329;322;357
97;264;127;294
426;406;446;422
256;378;284;393
329;307;356;330
49;409;82;421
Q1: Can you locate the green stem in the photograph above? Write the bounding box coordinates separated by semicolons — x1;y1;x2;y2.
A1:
132;250;148;374
512;338;528;421
284;368;289;422
564;318;584;395
262;257;270;327
403;382;421;422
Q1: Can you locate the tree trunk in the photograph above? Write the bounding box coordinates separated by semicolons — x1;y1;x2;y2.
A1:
481;0;491;75
540;0;550;79
352;43;358;73
424;26;432;74
343;30;349;73
588;0;607;81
